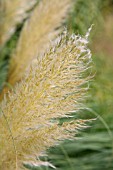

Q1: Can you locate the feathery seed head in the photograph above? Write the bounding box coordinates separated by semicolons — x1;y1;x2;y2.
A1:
0;30;92;169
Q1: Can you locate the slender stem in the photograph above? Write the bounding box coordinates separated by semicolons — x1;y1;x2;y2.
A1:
1;110;18;170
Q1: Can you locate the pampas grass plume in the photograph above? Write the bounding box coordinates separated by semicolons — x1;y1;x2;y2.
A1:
0;30;92;169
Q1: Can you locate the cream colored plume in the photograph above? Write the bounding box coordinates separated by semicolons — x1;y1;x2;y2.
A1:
8;0;72;86
0;0;37;47
0;30;92;169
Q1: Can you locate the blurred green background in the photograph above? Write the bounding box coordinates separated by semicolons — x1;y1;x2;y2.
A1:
1;0;113;169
